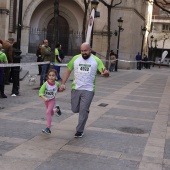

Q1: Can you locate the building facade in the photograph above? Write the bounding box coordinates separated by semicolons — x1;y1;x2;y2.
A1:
0;0;153;69
151;2;170;64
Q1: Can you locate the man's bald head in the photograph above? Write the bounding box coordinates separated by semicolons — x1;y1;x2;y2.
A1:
80;42;92;60
81;42;91;49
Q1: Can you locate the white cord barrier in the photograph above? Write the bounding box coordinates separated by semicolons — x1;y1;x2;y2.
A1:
0;61;67;67
100;59;154;63
0;59;163;67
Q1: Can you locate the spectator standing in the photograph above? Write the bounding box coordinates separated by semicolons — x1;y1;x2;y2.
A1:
143;54;150;69
109;52;116;72
54;43;62;80
0;43;8;98
10;42;17;84
2;38;14;85
136;52;142;70
40;39;51;86
54;43;64;80
109;50;114;56
143;54;148;69
59;47;65;62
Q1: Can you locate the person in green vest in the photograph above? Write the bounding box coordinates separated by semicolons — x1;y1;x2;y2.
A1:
54;43;62;81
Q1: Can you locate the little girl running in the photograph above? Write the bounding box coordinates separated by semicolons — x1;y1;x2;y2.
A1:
39;69;63;134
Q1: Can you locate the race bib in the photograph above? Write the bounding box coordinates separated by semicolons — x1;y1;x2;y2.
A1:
45;90;54;98
78;64;91;74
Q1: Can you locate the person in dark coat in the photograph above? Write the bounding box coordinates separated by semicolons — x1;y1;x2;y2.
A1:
136;52;142;70
143;54;149;69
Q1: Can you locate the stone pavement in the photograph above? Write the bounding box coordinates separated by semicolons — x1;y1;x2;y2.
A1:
0;63;170;170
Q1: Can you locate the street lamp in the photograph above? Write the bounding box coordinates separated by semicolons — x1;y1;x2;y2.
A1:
12;0;23;96
140;26;147;58
115;17;123;72
91;0;99;10
90;0;100;48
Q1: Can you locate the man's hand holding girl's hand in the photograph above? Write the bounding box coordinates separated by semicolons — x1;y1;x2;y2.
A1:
59;84;66;91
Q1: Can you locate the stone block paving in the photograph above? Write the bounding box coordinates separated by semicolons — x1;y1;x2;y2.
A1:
0;63;170;170
35;150;139;170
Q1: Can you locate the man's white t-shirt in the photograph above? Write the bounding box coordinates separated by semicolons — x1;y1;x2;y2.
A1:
67;54;105;91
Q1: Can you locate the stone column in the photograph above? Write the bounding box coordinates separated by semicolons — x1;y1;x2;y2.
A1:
0;9;9;40
21;26;30;55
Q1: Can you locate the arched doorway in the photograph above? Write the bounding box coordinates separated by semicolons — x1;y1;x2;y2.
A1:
47;16;69;55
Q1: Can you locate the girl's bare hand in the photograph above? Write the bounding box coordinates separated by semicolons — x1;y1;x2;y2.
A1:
44;98;48;102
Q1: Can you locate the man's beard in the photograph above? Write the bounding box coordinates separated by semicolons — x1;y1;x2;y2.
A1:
82;54;90;60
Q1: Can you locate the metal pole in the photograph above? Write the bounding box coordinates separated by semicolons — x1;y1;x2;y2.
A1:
115;27;121;71
90;25;94;48
17;0;23;50
151;41;153;61
12;0;23;95
141;34;144;57
152;40;157;67
150;41;153;69
153;41;157;63
53;0;59;54
49;0;59;67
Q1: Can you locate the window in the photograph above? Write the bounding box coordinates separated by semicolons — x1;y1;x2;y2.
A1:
159;9;170;17
162;24;170;31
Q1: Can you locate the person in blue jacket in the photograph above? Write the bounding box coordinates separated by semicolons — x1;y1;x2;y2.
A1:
136;52;142;70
